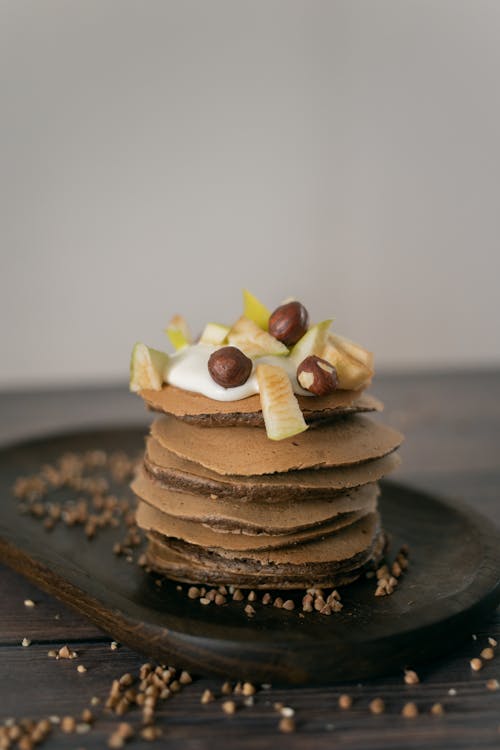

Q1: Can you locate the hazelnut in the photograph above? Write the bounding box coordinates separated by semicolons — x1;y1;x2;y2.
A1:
208;346;252;388
268;301;309;346
296;355;338;396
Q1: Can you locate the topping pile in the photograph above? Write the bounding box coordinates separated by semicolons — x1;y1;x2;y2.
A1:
130;291;374;440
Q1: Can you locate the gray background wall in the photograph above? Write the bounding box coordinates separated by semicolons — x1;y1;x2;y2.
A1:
1;0;499;388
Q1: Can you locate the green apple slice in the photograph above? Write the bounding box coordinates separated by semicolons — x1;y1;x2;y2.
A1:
290;319;333;365
228;316;288;358
130;343;169;392
256;363;308;440
199;322;230;346
243;289;270;330
329;332;374;371
165;314;191;350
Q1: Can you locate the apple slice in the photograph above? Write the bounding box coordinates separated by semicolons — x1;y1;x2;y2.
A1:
290;319;333;365
165;314;191;350
256;363;308;441
228;316;288;358
199;322;230;346
321;338;372;390
129;343;168;392
243;289;270;330
329;332;374;370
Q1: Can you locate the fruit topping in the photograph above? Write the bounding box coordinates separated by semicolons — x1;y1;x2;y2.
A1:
268;301;309;346
322;334;373;390
329;332;374;370
256;363;308;441
243;289;270;330
165;314;192;350
129;343;169;392
208;346;253;388
296;355;338;396
199;322;230;346
290;319;333;365
228;316;288;358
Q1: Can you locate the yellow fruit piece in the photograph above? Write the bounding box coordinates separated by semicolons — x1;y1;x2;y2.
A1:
243;290;271;330
255;363;308;441
228;316;288;358
129;343;168;392
329;333;374;371
199;322;230;346
165;314;192;350
322;335;373;390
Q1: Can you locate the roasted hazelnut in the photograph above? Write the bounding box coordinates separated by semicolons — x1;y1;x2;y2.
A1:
208;346;252;388
268;301;309;346
296;355;338;396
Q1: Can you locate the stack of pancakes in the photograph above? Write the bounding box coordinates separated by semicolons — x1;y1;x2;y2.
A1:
132;384;403;589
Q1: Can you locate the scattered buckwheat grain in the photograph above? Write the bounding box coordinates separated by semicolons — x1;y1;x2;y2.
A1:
222;700;236;715
402;702;418;718
480;647;495;660
60;716;76;734
201;689;215;704
369;698;385;715
278;717;296;733
404;669;419;685
431;702;445;715
338;694;352;710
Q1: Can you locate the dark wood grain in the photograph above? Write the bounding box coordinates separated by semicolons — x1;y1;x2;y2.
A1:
0;370;499;749
1;629;500;750
0;566;103;644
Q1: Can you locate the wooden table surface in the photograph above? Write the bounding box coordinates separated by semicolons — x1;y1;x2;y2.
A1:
1;370;499;749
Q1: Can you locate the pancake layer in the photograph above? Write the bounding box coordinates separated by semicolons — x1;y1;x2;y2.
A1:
144;436;401;500
132;469;380;534
151;414;403;476
140;385;383;426
144;516;386;589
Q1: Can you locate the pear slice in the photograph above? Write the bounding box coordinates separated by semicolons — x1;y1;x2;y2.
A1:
243;289;270;330
256;363;308;441
165;314;191;351
130;343;169;392
290;319;333;365
321;338;372;390
329;332;374;371
228;316;288;358
199;322;230;346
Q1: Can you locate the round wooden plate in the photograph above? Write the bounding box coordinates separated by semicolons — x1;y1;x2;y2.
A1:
0;427;499;685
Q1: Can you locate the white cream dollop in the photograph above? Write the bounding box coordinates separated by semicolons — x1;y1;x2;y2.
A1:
164;343;311;401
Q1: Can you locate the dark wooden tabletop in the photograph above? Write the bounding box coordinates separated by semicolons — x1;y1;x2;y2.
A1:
1;370;499;749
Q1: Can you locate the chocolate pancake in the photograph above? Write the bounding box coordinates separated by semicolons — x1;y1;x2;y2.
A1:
144;436;401;500
132;470;379;534
140;384;382;426
136;498;370;552
144;514;385;588
151;415;404;476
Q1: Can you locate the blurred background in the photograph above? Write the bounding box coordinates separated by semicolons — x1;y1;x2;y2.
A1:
1;0;499;389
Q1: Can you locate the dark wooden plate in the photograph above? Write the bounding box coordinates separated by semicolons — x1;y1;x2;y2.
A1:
1;427;499;686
